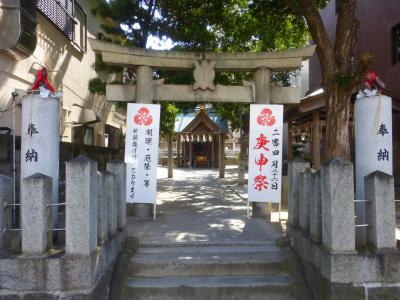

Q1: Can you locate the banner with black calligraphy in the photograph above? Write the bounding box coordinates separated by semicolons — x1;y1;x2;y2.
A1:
247;104;283;203
125;104;160;204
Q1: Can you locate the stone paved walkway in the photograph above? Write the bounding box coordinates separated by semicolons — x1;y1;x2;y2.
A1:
126;167;283;244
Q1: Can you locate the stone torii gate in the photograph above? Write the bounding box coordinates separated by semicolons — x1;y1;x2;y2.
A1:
89;38;315;218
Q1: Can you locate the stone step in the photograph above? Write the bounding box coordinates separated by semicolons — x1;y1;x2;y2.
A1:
123;275;295;300
129;245;287;277
138;240;276;248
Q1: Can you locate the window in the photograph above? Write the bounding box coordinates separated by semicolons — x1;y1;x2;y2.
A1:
73;2;87;51
105;125;121;149
393;23;400;64
36;0;87;51
72;126;94;145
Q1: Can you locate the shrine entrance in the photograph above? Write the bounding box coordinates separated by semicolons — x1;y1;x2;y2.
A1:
173;108;227;170
89;38;315;219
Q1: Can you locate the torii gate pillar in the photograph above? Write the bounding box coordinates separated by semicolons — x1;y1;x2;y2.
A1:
129;65;155;219
252;67;272;219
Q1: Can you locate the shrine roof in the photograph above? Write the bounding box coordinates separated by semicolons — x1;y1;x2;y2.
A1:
174;110;228;133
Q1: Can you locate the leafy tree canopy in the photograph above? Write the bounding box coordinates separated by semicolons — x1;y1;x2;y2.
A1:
92;0;311;134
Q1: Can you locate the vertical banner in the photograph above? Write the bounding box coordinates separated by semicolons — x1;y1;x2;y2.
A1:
125;103;160;204
247;104;283;203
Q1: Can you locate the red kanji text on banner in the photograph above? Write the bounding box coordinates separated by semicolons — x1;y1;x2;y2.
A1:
247;105;283;203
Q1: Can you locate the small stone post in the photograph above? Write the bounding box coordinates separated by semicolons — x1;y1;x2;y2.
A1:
21;173;52;254
288;159;309;227
299;168;312;234
219;132;225;178
168;133;173;178
365;171;396;249
97;172;108;244
107;161;126;231
312;111;321;170
66;156;98;255
0;174;12;249
238;135;247;186
104;171;117;237
310;171;322;243
321;158;355;253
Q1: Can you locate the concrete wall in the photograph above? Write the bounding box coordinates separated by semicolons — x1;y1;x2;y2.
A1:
0;155;126;299
288;159;400;298
0;0;125;146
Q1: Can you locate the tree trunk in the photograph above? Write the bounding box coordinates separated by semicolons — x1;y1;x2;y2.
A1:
324;84;352;160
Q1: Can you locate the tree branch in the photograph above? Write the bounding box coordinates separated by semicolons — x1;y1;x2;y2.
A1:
292;0;335;84
335;0;358;72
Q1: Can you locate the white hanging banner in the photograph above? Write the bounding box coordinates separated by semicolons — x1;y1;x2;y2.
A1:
247;104;283;203
125;104;160;204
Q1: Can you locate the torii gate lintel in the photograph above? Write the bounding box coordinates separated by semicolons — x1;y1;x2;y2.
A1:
89;38;316;105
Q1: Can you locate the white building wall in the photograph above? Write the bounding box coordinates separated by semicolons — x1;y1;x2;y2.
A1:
0;0;124;146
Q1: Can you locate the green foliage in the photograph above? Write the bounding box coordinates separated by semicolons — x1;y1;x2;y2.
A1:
272;70;301;87
93;0;166;48
213;103;250;130
93;53;122;74
92;0;311;134
88;78;106;95
159;102;180;135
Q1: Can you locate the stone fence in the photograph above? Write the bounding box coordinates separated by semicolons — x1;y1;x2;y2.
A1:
0;155;126;299
288;158;400;298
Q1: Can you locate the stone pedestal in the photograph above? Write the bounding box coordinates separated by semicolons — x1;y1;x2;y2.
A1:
107;161;126;230
365;171;396;249
321;158;355;253
168;134;173;178
299;169;312;234
21;95;60;226
219;133;225;178
288;159;309;227
252;202;270;218
0;174;11;249
65;156;97;255
238;136;247;186
21;173;51;255
310;171;322;243
105;171;117;237
97;172;108;244
128;203;153;219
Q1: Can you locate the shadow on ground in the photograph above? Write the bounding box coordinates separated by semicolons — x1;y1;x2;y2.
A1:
126;167;282;244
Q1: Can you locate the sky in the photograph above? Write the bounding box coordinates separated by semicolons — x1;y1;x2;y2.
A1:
146;35;174;50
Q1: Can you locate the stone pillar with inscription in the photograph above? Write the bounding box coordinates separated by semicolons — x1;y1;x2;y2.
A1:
21;94;60;226
355;95;392;245
219;132;225;178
